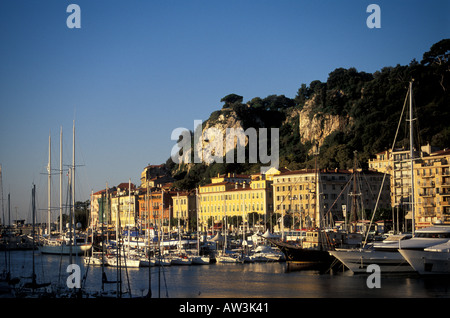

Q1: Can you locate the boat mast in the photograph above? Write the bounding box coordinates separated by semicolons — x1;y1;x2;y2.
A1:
196;188;200;255
32;184;36;288
128;179;131;253
69;120;75;265
313;143;320;229
72;120;76;241
177;192;181;249
60;127;63;234
0;165;5;276
409;80;415;235
7;193;10;276
48;133;51;236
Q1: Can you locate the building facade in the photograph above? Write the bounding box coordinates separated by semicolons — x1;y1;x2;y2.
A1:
137;188;173;230
172;191;197;231
272;168;390;231
369;145;449;229
415;149;450;228
198;175;273;232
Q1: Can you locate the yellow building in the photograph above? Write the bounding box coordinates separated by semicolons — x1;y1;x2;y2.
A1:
198;176;273;232
369;145;449;229
172;191;196;231
272;168;390;231
415;149;450;228
111;185;139;228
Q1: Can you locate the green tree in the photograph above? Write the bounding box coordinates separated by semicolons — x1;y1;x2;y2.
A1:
221;94;243;107
421;38;450;92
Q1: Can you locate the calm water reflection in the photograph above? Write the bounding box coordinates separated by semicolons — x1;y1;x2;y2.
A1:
4;250;450;298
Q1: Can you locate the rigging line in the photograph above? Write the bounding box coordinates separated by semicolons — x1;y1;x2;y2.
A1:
122;242;132;298
320;176;353;228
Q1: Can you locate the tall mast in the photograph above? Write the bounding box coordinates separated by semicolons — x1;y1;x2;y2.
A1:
177;192;181;246
409;81;415;235
0;165;3;230
196;188;200;254
60;126;63;234
7;193;11;275
48;133;51;235
32;184;36;287
128;179;131;252
72;121;76;243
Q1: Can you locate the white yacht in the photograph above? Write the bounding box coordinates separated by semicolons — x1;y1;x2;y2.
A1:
330;225;450;274
399;227;450;275
329;234;413;274
250;245;285;262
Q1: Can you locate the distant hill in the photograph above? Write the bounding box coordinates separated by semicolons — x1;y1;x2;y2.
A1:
164;39;450;190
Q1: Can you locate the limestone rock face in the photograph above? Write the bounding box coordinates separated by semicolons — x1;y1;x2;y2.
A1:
174;98;352;171
198;108;249;164
297;99;352;149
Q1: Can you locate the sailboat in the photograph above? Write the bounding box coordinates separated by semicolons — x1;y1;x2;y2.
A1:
39;123;92;256
191;189;210;265
262;145;337;271
83;191;108;266
329;80;434;274
16;185;52;298
106;180;140;268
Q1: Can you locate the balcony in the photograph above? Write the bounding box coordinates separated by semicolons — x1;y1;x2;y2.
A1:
419;193;435;197
420;182;436;188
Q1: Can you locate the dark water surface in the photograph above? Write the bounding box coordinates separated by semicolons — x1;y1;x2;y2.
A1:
4;250;450;298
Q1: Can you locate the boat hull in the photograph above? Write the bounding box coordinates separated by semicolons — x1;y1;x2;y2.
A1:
268;239;333;270
39;243;92;255
106;257;140;268
329;249;414;274
399;249;450;275
216;255;243;264
191;256;210;265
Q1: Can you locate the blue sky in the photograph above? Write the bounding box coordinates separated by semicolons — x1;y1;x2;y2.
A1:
0;0;448;223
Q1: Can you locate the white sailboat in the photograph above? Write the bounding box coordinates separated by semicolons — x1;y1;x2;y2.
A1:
39;124;92;256
191;188;211;265
329;81;421;274
105;251;141;268
216;252;243;264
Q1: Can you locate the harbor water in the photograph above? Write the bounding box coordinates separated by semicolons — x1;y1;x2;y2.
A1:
3;250;450;298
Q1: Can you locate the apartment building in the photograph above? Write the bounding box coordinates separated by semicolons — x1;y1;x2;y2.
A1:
137;188;174;229
198;175;273;232
272;168;390;230
172;191;197;231
110;183;139;228
369;145;449;229
415;149;450;228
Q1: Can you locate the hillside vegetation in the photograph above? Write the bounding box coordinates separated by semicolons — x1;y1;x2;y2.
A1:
165;39;450;190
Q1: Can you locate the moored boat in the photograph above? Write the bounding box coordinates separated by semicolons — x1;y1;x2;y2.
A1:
39;235;92;256
399;240;450;275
